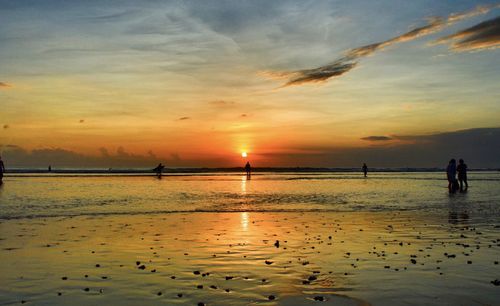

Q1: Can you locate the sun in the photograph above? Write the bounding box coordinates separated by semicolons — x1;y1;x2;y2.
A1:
241;152;248;158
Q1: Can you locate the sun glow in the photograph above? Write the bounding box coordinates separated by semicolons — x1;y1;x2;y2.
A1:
241;152;248;158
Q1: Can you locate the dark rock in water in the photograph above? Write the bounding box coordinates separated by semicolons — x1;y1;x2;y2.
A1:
84;275;88;278
198;303;206;306
210;285;217;289
274;240;280;248
197;285;203;289
314;296;325;301
268;295;276;300
265;260;273;265
62;277;68;280
302;280;310;285
410;259;417;264
467;261;472;264
492;279;500;286
57;292;62;296
138;265;146;270
495;261;498;265
95;264;100;268
171;276;176;279
84;288;90;292
308;275;317;281
177;293;183;298
194;271;200;275
225;289;231;292
157;292;162;296
226;276;234;280
151;269;156;273
136;261;140;266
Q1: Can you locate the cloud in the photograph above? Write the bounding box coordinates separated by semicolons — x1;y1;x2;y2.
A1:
0;82;11;88
79;119;85;123
0;145;165;168
209;100;236;107
177;116;191;121
361;136;392;141
258;128;500;168
3;124;9;129
265;4;499;87
434;16;500;51
170;153;182;162
265;59;358;87
1;128;499;168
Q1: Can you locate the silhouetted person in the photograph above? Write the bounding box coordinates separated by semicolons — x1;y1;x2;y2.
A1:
362;163;368;177
0;155;5;184
457;158;468;191
48;165;52;172
153;163;165;178
245;161;251;178
446;159;458;193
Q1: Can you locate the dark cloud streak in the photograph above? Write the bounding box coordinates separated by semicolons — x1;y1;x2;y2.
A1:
266;5;498;87
361;136;392;141
435;16;500;51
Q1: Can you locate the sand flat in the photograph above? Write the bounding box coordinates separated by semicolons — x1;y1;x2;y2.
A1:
1;211;499;305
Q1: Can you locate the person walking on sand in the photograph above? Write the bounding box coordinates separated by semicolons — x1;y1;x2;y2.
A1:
245;161;251;178
457;159;468;191
153;163;165;178
0;155;5;184
446;159;458;193
362;163;368;177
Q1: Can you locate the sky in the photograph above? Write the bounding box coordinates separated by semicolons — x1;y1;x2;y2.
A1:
0;0;499;168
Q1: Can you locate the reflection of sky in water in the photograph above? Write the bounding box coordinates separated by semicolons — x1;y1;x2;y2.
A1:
0;172;499;219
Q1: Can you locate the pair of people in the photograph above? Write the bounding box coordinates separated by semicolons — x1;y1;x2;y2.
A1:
446;158;468;193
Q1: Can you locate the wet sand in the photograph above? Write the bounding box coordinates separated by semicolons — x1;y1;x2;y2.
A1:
1;211;499;305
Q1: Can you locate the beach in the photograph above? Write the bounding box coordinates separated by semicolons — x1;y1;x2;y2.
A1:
1;172;499;305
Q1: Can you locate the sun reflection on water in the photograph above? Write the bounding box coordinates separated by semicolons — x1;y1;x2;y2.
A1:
241;211;249;231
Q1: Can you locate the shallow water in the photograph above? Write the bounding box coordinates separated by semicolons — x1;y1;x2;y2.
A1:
0;172;499;305
0;172;499;219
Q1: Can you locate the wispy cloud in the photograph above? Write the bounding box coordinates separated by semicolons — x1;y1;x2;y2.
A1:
0;82;11;88
3;124;9;129
434;16;500;51
177;116;191;121
361;136;392;141
209;100;236;107
266;4;499;87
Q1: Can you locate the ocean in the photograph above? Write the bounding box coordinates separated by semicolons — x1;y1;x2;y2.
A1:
1;171;499;219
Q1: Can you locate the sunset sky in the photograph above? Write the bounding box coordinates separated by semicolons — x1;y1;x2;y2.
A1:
1;0;499;168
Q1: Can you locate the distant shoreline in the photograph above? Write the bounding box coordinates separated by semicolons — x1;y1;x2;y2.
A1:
3;167;499;174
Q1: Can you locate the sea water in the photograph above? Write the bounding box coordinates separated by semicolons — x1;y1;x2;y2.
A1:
1;171;499;219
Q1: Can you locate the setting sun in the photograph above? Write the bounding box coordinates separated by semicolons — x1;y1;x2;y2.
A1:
241;152;248;158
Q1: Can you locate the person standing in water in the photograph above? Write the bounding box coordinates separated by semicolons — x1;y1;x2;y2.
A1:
153;163;165;179
362;163;368;177
245;161;251;178
456;159;468;192
446;159;458;193
0;155;5;184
